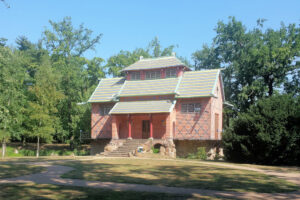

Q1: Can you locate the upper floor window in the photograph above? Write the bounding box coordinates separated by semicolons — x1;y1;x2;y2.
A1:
166;68;176;78
181;103;201;113
146;70;161;79
100;105;113;115
130;72;140;80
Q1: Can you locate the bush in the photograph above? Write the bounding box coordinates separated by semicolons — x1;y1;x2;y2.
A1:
187;147;207;160
223;95;300;165
0;145;90;157
151;147;160;154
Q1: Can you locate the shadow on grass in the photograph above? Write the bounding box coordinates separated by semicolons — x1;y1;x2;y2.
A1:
0;164;45;179
61;161;299;193
0;183;198;200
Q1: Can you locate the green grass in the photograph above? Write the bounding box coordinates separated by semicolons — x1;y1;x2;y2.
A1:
0;183;217;200
0;164;44;178
60;158;299;193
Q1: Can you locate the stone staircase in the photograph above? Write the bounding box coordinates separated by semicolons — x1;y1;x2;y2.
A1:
105;139;148;157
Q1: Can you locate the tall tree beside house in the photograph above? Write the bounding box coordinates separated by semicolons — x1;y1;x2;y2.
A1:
193;17;300;112
42;17;104;144
0;42;27;157
106;37;178;77
26;58;64;157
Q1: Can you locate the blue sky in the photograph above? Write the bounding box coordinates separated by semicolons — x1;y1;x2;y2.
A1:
1;0;300;62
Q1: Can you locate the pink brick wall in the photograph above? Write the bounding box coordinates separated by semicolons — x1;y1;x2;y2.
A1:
174;97;212;140
210;75;224;139
91;103;114;139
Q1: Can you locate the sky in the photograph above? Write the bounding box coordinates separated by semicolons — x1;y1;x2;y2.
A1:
1;0;300;62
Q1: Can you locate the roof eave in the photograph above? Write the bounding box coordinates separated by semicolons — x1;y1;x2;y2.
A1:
175;94;213;99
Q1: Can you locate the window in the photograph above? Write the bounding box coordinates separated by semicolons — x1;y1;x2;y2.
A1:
100;106;113;115
165;68;176;78
130;72;140;80
146;71;161;79
181;103;201;113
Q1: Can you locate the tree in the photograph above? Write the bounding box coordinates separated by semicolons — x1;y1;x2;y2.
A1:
43;16;102;58
193;17;300;112
42;17;104;144
0;45;27;157
26;58;63;157
222;94;300;165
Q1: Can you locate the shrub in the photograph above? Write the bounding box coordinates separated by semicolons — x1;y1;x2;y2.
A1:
187;147;207;160
151;147;160;154
223;95;300;165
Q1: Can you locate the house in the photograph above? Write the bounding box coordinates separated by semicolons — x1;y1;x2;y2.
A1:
88;54;224;157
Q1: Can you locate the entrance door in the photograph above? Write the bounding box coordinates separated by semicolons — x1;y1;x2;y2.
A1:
142;120;150;139
215;113;219;139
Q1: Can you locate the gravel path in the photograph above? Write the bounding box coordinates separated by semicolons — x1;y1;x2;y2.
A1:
0;160;299;199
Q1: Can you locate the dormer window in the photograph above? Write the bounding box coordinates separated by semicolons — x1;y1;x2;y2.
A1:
146;71;160;79
130;72;140;80
166;68;176;78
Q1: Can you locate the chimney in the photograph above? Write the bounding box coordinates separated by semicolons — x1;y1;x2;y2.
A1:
172;52;176;57
140;56;143;60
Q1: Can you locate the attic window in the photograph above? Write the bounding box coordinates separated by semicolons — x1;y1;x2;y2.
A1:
181;103;201;113
100;106;113;115
146;71;161;79
165;68;176;78
130;72;140;80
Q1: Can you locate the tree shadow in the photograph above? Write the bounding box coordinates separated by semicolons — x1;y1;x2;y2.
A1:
61;161;299;193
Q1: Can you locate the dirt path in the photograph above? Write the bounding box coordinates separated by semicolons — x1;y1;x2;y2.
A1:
0;161;300;200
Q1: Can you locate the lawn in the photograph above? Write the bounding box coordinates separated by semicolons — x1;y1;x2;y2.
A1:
60;158;299;193
0;183;216;200
0;164;44;179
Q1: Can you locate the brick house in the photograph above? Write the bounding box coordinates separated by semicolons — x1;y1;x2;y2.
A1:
89;55;224;157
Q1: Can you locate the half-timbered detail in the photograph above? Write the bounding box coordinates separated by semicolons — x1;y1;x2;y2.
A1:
89;55;225;158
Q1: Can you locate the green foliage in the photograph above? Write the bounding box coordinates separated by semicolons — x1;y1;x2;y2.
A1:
193;17;300;112
1;146;90;157
151;147;160;154
223;94;300;165
186;147;207;160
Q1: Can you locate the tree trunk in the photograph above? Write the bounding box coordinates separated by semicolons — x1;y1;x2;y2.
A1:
1;141;6;159
36;136;40;158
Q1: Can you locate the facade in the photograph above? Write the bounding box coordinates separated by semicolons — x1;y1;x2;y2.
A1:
89;55;225;157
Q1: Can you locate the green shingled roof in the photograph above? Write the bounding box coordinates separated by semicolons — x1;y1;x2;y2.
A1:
109;100;175;114
88;77;125;102
122;56;188;71
119;78;179;97
176;69;220;98
88;69;222;102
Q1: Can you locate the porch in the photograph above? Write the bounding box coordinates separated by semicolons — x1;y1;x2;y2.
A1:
109;100;176;140
111;113;172;139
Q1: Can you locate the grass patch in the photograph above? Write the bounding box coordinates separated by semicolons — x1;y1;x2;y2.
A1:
60;158;299;193
0;164;44;178
0;183;217;200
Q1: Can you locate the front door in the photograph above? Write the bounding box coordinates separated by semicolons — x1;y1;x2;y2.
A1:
142;120;150;139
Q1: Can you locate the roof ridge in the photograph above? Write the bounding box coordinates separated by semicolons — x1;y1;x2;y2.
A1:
138;56;177;61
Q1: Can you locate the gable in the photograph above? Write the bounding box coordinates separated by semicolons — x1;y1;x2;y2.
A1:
88;78;125;102
176;69;220;98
